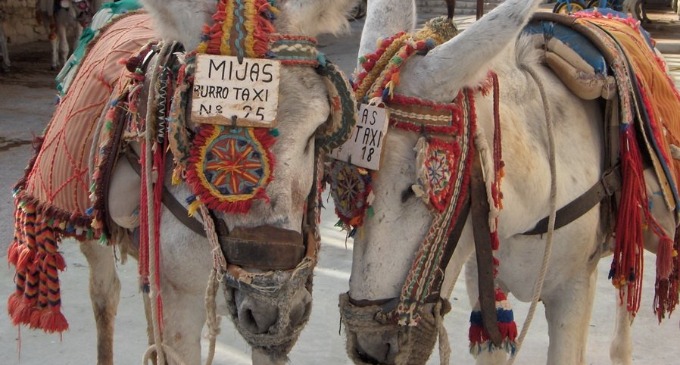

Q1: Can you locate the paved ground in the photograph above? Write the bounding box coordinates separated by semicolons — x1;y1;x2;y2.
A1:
1;4;680;365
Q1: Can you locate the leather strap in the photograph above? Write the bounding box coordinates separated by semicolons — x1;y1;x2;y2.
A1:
221;226;306;271
524;165;621;235
470;152;503;347
124;149;207;237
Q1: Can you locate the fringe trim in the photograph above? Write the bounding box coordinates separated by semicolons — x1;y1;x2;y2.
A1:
468;289;518;357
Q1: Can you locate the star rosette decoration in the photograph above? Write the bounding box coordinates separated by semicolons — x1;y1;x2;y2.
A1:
186;124;275;213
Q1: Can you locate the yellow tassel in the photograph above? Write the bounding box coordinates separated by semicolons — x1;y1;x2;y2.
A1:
171;167;183;185
196;42;208;54
187;200;202;217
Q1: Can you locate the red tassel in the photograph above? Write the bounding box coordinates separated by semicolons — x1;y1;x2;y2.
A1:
612;125;646;315
29;309;43;329
11;299;34;325
7;240;20;266
53;252;66;271
657;236;674;280
498;322;518;341
7;292;22;316
40;308;69;333
16;247;35;272
468;323;487;344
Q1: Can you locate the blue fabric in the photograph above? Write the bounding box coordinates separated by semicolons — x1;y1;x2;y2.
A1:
524;20;608;74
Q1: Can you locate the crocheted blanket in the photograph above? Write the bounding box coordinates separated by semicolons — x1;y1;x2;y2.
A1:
7;12;156;333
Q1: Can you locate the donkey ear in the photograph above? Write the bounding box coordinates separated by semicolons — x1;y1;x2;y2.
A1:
278;0;357;37
398;0;543;101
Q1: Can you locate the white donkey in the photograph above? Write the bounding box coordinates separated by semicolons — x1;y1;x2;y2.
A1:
36;0;100;70
87;0;359;363
8;0;358;365
338;0;678;364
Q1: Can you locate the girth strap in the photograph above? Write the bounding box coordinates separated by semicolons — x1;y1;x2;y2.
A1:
524;165;621;235
470;153;503;347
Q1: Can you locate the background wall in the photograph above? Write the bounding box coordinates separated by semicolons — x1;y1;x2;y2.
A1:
0;0;48;45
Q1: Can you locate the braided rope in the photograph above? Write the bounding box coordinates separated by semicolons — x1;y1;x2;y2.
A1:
142;40;172;365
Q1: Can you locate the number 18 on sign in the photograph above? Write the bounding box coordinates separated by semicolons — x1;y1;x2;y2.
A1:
328;104;389;170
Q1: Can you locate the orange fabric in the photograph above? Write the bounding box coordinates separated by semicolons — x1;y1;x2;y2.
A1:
24;12;156;216
583;17;680;197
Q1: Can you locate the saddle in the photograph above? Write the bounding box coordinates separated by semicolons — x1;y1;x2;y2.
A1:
526;10;680;318
527;10;680;214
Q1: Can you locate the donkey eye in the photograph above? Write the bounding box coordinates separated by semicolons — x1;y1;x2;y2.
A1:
401;187;415;203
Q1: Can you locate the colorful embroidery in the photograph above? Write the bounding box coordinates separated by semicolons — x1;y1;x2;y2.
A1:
413;137;461;212
186;125;275;212
328;160;373;228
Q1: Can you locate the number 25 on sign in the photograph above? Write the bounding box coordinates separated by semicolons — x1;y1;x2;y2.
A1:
328;104;389;170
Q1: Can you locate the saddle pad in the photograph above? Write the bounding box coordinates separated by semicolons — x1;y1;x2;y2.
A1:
524;20;607;74
531;12;680;211
18;12;155;238
7;12;156;334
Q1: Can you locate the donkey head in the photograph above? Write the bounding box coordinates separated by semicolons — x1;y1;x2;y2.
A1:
340;0;544;363
140;0;358;363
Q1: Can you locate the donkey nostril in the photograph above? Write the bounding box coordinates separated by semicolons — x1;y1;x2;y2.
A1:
288;289;312;327
355;332;399;364
238;306;278;334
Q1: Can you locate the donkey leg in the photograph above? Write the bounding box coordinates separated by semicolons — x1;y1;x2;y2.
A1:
156;218;211;365
159;279;206;365
80;241;121;365
542;268;598;365
50;35;59;70
57;24;69;67
609;290;633;365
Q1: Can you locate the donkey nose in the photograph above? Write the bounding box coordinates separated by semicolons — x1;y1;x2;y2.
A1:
236;294;278;334
234;287;313;334
355;332;399;364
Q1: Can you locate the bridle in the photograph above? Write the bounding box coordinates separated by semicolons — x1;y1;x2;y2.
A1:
101;0;358;358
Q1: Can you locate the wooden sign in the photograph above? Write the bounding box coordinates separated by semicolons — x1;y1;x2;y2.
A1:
328;104;389;170
191;54;281;128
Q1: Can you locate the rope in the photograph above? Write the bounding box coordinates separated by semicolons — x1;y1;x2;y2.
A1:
197;203;227;365
506;64;558;365
436;306;451;365
142;41;171;365
204;268;222;365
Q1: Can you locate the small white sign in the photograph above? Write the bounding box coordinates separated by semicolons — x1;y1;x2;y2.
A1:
191;54;281;128
328;104;389;170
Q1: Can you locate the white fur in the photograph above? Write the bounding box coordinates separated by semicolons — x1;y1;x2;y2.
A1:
347;0;675;364
77;1;357;365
